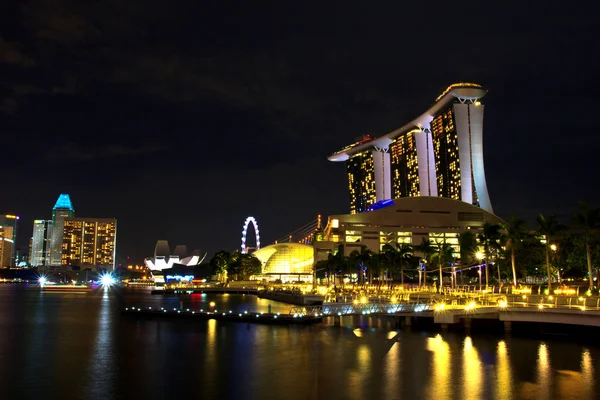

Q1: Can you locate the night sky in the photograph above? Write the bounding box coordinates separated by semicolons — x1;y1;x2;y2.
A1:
1;1;598;264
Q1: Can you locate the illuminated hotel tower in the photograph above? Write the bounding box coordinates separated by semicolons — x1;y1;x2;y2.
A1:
0;215;19;266
328;83;493;214
61;217;117;270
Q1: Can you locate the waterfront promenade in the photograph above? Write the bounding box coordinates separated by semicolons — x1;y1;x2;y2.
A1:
123;287;600;330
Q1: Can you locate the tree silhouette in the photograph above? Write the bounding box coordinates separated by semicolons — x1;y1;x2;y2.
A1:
572;202;600;290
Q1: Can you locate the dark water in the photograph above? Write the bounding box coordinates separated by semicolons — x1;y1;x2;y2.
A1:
0;285;598;400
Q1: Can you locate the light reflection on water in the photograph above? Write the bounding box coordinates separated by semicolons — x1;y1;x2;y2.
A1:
427;334;451;399
0;286;598;400
538;343;551;399
84;288;115;398
496;340;513;399
462;336;483;399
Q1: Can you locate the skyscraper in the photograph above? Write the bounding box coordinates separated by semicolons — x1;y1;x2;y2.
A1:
61;218;117;270
0;215;19;266
328;83;493;214
30;220;53;267
34;194;117;270
49;194;75;266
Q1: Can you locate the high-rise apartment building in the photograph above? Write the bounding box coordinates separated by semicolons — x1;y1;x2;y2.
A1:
0;227;14;267
328;83;493;214
0;215;19;266
61;218;117;269
30;220;53;267
32;194;117;270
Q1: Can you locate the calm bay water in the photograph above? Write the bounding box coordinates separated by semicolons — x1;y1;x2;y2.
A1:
0;285;598;400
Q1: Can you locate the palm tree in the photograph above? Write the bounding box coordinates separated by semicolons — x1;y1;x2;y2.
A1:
380;244;396;285
370;252;385;287
325;251;344;287
502;216;528;286
573;202;600;290
396;243;413;286
432;242;454;291
537;214;563;291
416;238;434;287
349;245;372;285
458;231;477;285
478;223;503;287
381;243;413;286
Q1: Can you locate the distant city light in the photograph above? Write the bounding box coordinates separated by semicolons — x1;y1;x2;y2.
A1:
165;275;194;281
100;272;116;287
38;276;47;286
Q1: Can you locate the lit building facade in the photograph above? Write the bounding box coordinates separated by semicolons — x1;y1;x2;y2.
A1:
31;220;53;267
347;149;377;214
390;129;420;199
0;226;14;267
144;240;206;271
328;83;493;214
319;196;503;260
61;218;117;270
33;194;117;269
49;194;75;266
0;215;19;266
253;243;314;282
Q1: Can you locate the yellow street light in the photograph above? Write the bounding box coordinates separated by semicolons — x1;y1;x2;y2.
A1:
550;244;557;251
475;251;484;260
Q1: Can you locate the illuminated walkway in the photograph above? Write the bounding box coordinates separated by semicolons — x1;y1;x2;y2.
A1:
290;294;600;328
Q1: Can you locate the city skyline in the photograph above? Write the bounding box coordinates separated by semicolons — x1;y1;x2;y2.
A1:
30;194;117;270
1;3;598;262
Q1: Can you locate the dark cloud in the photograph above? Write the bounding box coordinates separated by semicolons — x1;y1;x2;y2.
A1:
43;142;168;163
0;0;598;261
0;37;35;67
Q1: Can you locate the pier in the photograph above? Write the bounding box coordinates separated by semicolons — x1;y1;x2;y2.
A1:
289;293;600;329
150;287;259;295
128;290;600;330
121;306;321;325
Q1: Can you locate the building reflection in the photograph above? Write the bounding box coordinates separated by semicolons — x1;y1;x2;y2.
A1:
427;334;451;399
462;336;482;399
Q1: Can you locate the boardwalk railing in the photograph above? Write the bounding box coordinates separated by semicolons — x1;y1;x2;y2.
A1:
290;294;600;317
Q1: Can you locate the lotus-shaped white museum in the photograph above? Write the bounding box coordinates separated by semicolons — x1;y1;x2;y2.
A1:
144;240;206;271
